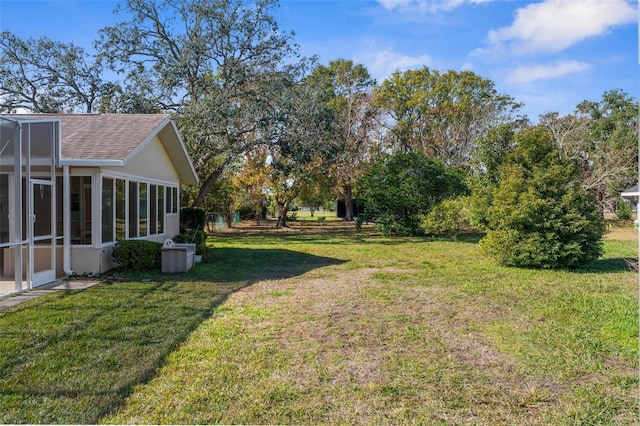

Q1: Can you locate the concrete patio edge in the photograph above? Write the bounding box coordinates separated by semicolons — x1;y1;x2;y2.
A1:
0;280;101;312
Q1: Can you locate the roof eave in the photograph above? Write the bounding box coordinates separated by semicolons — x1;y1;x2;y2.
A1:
168;119;199;186
60;158;124;167
119;117;198;185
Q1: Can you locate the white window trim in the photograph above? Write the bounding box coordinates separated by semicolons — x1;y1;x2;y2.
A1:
98;172;179;247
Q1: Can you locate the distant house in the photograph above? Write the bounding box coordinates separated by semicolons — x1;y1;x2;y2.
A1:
621;184;639;211
0;114;198;296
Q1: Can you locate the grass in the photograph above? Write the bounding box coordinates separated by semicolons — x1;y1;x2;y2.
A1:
0;282;233;424
289;208;342;222
0;221;637;424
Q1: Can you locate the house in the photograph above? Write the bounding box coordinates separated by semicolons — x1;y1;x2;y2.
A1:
621;184;639;211
0;114;198;297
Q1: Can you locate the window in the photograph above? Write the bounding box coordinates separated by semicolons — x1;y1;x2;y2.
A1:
128;181;138;238
100;177;173;243
101;178;114;243
70;176;91;245
149;184;157;235
173;187;178;213
157;185;164;234
139;182;147;236
166;186;178;214
116;179;126;240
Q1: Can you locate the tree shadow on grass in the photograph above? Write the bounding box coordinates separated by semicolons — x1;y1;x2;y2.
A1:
212;231;486;248
573;257;637;274
0;249;344;424
183;247;347;284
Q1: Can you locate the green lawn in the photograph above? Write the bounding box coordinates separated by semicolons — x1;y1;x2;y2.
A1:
0;222;637;424
289;208;342;221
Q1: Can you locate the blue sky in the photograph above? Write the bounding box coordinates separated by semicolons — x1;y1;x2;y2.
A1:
1;0;638;120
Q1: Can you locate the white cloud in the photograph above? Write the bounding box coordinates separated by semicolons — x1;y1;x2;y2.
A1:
506;60;591;84
377;0;492;14
488;0;637;55
460;62;475;71
377;0;404;10
361;50;432;81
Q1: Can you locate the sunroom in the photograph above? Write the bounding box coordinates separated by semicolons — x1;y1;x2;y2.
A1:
0;114;198;297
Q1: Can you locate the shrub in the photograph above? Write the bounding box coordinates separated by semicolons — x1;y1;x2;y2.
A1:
173;229;208;255
354;213;369;232
479;127;604;269
616;198;633;221
112;240;162;271
421;197;472;237
180;207;206;231
359;152;468;236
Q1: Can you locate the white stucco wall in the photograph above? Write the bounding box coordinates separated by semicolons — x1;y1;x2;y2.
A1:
71;232;173;274
69;134;186;275
103;135;180;184
70;247;103;275
165;214;180;239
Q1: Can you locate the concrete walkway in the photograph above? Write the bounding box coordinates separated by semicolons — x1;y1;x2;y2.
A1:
0;280;101;312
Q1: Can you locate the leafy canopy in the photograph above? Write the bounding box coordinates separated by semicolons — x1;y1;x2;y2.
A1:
359;152;468;236
374;67;521;169
479;127;605;269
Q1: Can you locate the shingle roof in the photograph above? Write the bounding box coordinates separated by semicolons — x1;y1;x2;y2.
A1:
9;113;169;161
5;113;198;185
621;184;639;196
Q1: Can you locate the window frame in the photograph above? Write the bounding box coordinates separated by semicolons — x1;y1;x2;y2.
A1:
98;172;177;246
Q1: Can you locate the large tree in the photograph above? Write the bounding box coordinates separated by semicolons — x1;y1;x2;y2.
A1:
97;0;303;206
266;73;337;228
374;67;521;169
310;59;379;221
234;148;271;223
540;89;638;211
0;31;105;113
359;152;468;236
576;89;638;210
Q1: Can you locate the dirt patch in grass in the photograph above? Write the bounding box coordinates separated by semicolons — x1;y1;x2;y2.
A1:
604;220;637;241
212;219;376;237
223;265;573;423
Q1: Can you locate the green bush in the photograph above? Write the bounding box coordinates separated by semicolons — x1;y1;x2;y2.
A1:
112;240;162;271
421;197;472;237
616;198;633;221
359;152;468;236
354;214;369;232
479;127;604;269
180;207;206;231
173;230;208;255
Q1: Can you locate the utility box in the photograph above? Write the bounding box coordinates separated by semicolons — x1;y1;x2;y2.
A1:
161;241;195;273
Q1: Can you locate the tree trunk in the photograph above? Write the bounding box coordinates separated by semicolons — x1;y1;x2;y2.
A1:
276;199;291;228
225;209;234;228
344;184;354;221
255;204;262;225
192;166;225;207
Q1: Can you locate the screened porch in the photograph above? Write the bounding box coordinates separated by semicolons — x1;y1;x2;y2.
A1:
0;116;61;297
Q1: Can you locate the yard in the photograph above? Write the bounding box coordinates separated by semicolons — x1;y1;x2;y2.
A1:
0;221;637;424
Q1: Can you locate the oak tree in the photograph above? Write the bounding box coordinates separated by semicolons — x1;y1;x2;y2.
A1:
374;67;521;169
97;0;303;206
311;59;380;221
0;31;105;113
